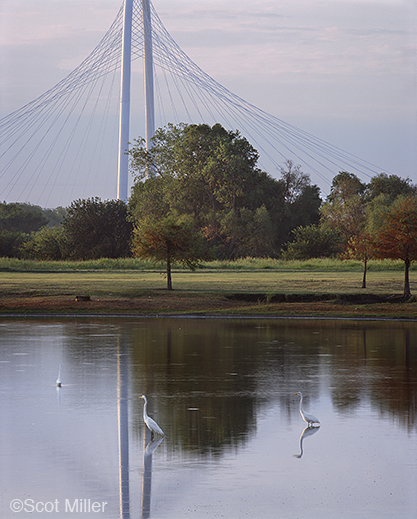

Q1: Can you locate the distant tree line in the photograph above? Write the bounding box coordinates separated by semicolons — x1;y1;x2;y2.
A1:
1;123;416;293
0;199;132;260
0;202;66;258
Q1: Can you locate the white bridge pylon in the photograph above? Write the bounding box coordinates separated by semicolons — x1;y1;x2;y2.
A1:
0;0;383;207
118;0;154;201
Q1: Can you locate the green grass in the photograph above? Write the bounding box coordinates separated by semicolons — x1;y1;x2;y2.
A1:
0;256;412;272
0;266;412;298
199;257;410;272
0;257;156;272
0;257;413;302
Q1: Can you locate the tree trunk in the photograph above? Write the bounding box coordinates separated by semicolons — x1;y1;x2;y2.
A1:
403;257;411;298
166;242;172;290
362;257;367;289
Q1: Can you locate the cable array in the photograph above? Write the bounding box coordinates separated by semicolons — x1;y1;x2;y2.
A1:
0;0;385;207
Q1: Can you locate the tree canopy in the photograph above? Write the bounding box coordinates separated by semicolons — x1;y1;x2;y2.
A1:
129;123;321;259
132;215;208;290
62;198;133;260
371;195;417;297
0;202;48;233
365;173;416;202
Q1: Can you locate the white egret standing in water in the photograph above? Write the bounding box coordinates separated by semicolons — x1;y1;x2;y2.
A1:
139;395;164;438
293;392;320;426
56;365;62;387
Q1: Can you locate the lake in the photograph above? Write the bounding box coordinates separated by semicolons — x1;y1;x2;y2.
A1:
1;317;416;518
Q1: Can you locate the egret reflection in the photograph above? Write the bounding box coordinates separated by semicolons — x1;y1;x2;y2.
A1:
56;364;62;387
293;425;320;459
141;436;164;519
56;385;62;406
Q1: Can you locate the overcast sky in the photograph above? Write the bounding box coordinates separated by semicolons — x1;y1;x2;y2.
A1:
1;0;416;204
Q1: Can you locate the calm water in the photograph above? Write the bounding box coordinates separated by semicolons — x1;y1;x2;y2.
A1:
0;317;416;519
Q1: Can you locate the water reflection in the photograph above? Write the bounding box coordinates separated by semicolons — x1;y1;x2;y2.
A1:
141;436;164;518
56;364;62;387
56;384;62;406
293;425;320;459
117;338;130;519
1;317;416;519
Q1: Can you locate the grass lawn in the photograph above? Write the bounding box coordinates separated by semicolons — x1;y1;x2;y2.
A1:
0;259;416;318
0;268;410;296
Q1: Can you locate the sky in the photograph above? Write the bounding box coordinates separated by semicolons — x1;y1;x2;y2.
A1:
1;0;416;206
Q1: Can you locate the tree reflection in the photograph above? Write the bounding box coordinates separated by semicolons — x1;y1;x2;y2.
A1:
130;321;262;455
58;317;416;456
327;324;416;431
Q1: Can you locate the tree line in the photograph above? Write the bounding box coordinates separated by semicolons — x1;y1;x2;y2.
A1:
285;171;417;296
1;123;416;293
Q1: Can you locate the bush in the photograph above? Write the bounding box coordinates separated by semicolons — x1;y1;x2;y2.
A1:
281;225;342;260
0;231;28;258
62;198;133;260
21;226;64;260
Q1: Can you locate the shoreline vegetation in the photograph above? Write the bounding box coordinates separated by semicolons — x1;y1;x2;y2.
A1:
1;258;416;319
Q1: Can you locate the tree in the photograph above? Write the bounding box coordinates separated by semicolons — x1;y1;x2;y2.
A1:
62;198;133;260
236;206;276;258
0;202;48;233
21;226;64;260
43;207;67;227
326;171;366;203
345;192;395;289
129;123;262;258
281;225;342;260
320;172;367;245
343;233;373;288
277;160;322;245
129;124;322;258
0;203;68;258
132;216;208;290
372;195;417;298
0;231;28;258
366;173;416;202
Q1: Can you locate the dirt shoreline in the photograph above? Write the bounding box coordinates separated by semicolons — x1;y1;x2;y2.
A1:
1;294;417;320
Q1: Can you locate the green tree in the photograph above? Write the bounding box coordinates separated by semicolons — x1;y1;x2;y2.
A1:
326;171;366;203
276;160;322;246
281;225;342;260
366;173;416;202
0;231;28;258
372;195;417;298
63;198;133;260
236;206;276;258
21;226;64;260
129;124;321;258
320;172;366;244
130;123;262;258
43;207;67;227
0;202;48;233
132;215;208;290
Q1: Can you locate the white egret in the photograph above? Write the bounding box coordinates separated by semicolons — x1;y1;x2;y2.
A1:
139;395;164;438
293;392;320;427
56;364;62;387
